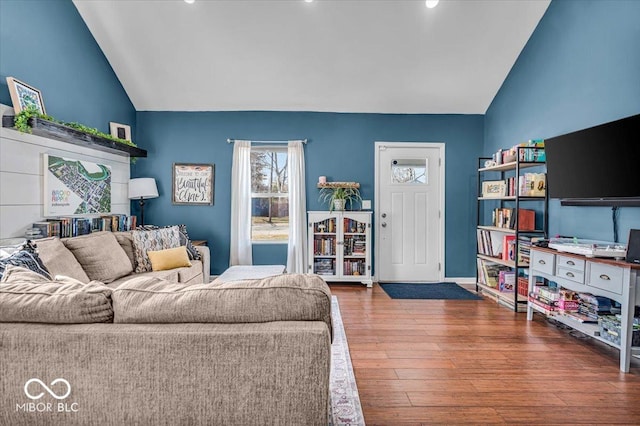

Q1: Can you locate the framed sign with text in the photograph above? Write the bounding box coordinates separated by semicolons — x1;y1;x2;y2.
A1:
172;163;214;205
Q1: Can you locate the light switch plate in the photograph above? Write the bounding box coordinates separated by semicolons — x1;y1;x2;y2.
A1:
362;200;372;209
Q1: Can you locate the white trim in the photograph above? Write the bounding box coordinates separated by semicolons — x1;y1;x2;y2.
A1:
445;277;476;284
374;142;445;282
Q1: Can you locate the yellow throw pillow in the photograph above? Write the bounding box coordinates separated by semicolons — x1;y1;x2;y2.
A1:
147;246;192;272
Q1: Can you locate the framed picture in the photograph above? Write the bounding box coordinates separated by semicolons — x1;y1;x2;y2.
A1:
172;163;214;205
6;77;46;114
109;122;132;141
481;180;507;198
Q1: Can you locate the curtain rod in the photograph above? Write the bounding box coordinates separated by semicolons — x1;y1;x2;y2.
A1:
226;139;307;144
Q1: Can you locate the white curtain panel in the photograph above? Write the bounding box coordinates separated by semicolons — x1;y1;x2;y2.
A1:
287;140;307;273
230;140;253;265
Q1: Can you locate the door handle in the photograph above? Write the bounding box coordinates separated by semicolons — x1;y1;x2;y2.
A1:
381;213;387;218
381;222;387;227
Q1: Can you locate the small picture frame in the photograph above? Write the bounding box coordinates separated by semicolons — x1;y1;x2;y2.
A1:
6;77;46;114
482;180;507;198
172;163;214;205
109;122;132;141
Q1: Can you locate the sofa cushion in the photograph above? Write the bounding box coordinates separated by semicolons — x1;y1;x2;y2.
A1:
0;278;113;323
35;237;90;283
111;274;332;336
0;264;50;284
177;260;202;283
63;232;133;283
147;246;192;271
131;226;181;273
0;246;51;281
106;269;180;289
112;232;136;270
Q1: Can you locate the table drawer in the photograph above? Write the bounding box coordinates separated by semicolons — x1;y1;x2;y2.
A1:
556;255;585;271
588;263;624;295
531;250;555;275
556;266;585;284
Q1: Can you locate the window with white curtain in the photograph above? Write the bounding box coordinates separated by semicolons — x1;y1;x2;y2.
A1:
250;147;288;242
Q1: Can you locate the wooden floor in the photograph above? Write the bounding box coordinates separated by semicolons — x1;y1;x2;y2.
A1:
329;283;640;425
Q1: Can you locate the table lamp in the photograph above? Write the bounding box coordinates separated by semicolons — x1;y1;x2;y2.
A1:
128;178;158;226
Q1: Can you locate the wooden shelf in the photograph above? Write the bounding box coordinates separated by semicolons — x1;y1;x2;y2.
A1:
476;254;515;268
478;161;545;172
477;226;546;234
2;116;147;158
476;282;528;310
317;182;360;189
478;195;546;201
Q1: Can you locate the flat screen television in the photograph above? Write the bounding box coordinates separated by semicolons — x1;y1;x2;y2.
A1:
544;114;640;206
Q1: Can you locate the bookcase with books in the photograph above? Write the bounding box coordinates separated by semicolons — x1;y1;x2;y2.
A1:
31;214;137;239
476;143;548;311
307;211;372;287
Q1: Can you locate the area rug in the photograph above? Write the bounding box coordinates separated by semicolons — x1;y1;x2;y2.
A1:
380;282;482;300
330;295;365;426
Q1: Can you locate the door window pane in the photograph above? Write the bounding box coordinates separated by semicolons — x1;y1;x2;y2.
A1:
391;159;427;184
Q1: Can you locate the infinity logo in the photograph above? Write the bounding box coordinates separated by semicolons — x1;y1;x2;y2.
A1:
24;378;71;400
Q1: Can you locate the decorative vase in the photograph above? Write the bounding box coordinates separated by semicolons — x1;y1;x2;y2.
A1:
333;199;346;211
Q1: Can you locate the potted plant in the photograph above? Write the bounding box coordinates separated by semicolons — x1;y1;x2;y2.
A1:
319;186;362;212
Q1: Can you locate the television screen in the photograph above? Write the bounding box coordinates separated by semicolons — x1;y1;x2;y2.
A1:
545;114;640;205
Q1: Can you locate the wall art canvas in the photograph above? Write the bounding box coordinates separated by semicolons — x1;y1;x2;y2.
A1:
43;154;112;216
6;77;46;114
172;163;214;205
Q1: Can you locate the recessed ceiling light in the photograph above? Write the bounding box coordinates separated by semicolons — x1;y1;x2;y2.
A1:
184;0;195;4
305;0;314;3
425;0;439;8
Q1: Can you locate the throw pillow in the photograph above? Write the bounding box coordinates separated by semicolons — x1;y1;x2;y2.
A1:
0;264;51;284
147;246;192;271
131;226;182;273
35;237;90;283
0;279;113;323
63;232;133;283
0;247;51;281
136;224;201;260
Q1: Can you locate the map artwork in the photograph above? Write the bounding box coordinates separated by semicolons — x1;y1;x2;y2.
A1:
44;154;112;216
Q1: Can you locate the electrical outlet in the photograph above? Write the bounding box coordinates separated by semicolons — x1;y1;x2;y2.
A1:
362;200;372;209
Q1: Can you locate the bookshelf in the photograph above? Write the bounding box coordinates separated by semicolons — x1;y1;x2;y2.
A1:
476;145;549;312
31;214;137;239
308;211;372;287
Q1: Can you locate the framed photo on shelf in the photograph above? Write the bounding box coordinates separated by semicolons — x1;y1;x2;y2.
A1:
172;163;214;205
6;77;46;114
109;122;132;141
482;180;507;198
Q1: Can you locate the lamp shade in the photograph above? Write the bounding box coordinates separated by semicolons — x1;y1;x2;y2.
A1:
129;178;158;200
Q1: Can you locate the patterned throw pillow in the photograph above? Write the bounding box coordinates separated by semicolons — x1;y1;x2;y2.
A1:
136;224;201;261
131;226;182;273
0;242;51;281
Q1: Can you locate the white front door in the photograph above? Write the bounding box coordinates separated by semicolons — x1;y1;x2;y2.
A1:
375;142;444;282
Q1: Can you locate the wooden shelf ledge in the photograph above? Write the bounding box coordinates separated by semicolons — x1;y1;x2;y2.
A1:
317;182;360;189
2;116;147;158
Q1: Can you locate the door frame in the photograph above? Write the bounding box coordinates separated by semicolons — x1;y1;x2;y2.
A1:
374;142;446;283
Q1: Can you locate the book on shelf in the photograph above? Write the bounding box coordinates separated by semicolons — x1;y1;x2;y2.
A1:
498;270;516;293
490;208;535;231
477;258;511;288
35;214;137;238
518;173;546;197
476;229;503;258
502;235;516;261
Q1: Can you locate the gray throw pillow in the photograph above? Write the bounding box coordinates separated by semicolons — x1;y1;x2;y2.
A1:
36;237;90;283
63;232;133;283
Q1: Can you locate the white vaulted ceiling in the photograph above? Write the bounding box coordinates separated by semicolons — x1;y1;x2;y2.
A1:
73;0;550;114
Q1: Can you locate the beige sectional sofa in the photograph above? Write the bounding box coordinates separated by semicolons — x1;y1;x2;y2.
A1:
0;236;332;425
34;230;210;286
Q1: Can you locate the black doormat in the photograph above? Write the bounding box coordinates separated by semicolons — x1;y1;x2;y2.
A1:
379;282;482;300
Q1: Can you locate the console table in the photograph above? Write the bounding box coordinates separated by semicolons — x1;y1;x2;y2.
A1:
527;247;640;372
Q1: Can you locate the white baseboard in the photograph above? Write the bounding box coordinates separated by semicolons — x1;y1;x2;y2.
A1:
445;277;476;284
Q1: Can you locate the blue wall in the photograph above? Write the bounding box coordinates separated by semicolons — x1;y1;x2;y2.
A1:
134;112;483;276
0;0;135;134
485;0;640;242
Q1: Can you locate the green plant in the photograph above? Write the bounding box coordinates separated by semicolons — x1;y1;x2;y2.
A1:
319;186;362;212
13;107;137;148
